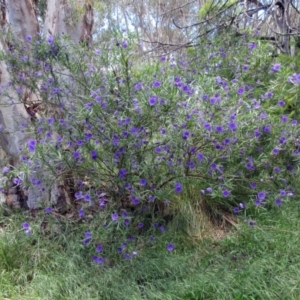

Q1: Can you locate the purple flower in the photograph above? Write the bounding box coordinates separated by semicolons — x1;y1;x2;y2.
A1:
197;153;204;161
2;166;9;173
124;218;130;226
254;129;261;138
186;161;195;169
140;179;147;186
78;209;84;217
233;207;239;213
92;256;104;264
174;182;182;193
83;239;90;246
122;40;128;48
291;120;298;125
148;95;157;106
275;198;282;205
237;87;244;95
98;197;105;208
153;222;159;228
111;212;118;222
243;64;249;71
152;80;161;88
190;147;196;153
228;122;237;131
271;63;281;72
160;225;166;232
202;94;209;100
279;136;286;144
85;231;92;239
279;190;286;197
128;235;135;241
84;194;91;202
13;177;21;185
174;77;181;83
249;220;256;226
222;190;230;197
131;196;140;205
167;243;174;252
75;191;83;200
182;130;190;140
281;115;288;123
278;100;285;107
254;199;261;206
96;245;103;252
148;195;155;202
210;163;217;169
76;139;83;146
124;253;131;259
210;96;217;105
47;35;54;44
122;131;129;137
90;150;97;160
264;91;273;99
28;139;37;153
137;222;144;229
215;125;223;133
204;122;211;131
160;128;166;134
73;150;81;159
57;136;63;143
206;187;213;193
118;168;127;179
44;207;52;213
134;82;142;90
246;162;254;170
257;191;266;200
155;147;162;153
248;42;257;50
22;222;30;230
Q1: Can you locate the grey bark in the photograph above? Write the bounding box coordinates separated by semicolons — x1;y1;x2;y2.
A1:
44;0;93;44
0;0;93;209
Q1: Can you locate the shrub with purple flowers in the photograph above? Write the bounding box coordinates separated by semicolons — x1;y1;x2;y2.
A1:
1;31;300;263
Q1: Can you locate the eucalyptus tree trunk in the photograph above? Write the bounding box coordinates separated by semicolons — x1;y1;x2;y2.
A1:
0;0;93;208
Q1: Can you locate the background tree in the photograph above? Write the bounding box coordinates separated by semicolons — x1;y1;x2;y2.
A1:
93;0;300;56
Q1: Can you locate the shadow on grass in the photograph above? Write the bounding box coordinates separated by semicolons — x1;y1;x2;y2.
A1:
0;202;300;300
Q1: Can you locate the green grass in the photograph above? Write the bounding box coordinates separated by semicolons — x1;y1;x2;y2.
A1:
1;202;300;300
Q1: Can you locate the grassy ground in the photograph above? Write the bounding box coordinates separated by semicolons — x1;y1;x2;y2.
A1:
1;201;300;300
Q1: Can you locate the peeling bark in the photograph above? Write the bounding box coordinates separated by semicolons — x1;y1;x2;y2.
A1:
44;0;93;44
0;0;94;209
0;50;31;167
6;0;39;40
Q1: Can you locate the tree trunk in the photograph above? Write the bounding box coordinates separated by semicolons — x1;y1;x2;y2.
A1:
0;0;93;209
44;0;93;44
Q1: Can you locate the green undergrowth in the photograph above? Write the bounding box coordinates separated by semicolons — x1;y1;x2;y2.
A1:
1;201;300;300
